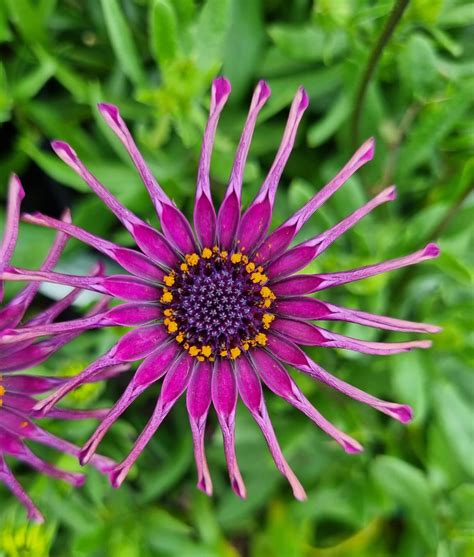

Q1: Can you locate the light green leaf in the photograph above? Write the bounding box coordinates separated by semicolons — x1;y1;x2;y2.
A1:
149;0;179;68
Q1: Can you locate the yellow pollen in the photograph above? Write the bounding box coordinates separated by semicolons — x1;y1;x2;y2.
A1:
197;356;205;362
251;272;267;284
230;347;241;359
220;251;228;259
202;248;212;259
245;262;255;273
255;333;267;346
163;275;175;286
20;421;29;428
189;346;201;357
183;342;190;350
220;349;228;357
260;286;273;298
0;400;3;407
201;345;212;358
180;263;189;272
167;321;178;333
176;333;184;343
262;313;275;329
231;253;242;264
263;299;272;308
161;291;173;303
242;342;250;351
242;255;249;263
186;253;200;266
213;246;219;252
0;386;5;396
163;308;173;317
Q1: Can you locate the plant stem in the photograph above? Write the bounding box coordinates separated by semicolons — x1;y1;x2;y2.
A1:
350;0;411;150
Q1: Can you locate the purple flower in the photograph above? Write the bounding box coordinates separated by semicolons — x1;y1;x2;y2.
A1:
0;79;440;500
0;176;120;522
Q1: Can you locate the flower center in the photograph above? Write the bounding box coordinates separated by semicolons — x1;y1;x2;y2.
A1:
160;247;276;360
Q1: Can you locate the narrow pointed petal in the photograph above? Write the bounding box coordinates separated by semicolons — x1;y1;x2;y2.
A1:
271;318;432;355
0;211;69;329
250;350;363;453
275;297;442;333
50;140;178;265
273;243;440;295
237;88;309;251
267;186;396;280
255;138;375;264
212;360;246;498
97;103;172;214
81;343;180;464
0;429;85;486
186;360;213;495
1;268;161;302
194;77;231;247
235;356;306;500
217;81;270;249
1;375;63;394
109;352;193;487
0;175;24;301
0;456;44;522
23;212;167;279
33;352;122;415
1;303;162;344
265;334;413;423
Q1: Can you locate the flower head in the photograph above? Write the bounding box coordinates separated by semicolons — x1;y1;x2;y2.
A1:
0;79;440;500
0;176;119;522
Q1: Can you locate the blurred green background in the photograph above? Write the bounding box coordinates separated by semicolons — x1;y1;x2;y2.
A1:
0;0;473;555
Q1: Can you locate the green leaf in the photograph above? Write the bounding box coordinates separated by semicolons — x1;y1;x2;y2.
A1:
100;0;145;86
194;0;230;71
307;92;351;147
372;456;438;548
398;34;439;100
391;351;428;425
434;383;474;478
149;0;179;68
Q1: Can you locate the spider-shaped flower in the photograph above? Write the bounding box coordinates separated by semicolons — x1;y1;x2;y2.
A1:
0;176;120;521
0;79;440;500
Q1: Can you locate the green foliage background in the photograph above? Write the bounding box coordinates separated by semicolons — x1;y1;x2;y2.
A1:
0;0;472;555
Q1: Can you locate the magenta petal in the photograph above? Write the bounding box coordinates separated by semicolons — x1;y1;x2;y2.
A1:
160;203;197;254
267;186;396;280
271;318;433;355
250;350;363;453
235;356;306;500
109;352;192;488
265;334;413;423
237;87;308;251
22;212;166;280
212;360;246;498
186;360;213;495
273;243;440;294
97;103;172;215
255;138;375;264
0;455;44;522
194;77;231;247
217;80;270;249
275;297;441;334
0;175;24;301
110;324;168;361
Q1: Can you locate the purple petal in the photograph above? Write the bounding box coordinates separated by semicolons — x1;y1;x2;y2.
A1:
0;175;24;301
237;87;308;251
194;77;231;247
0;455;44;522
1;268;161;302
186;360;213;495
160;203;197;254
81;343;182;466
265;334;413;423
235;356;306;500
271;318;432;355
217;81;270;249
255;138;375;264
267;186;396;280
250;350;363;453
23;212;167;280
34;352;122;415
273;243;440;295
110;324;168;361
97;103;172;214
51;140;179;264
109;352;192;487
1;375;63;394
212;359;246;498
275;297;442;334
